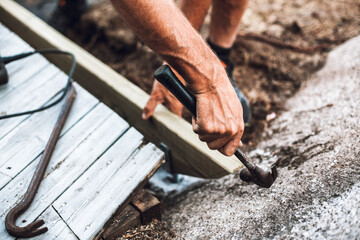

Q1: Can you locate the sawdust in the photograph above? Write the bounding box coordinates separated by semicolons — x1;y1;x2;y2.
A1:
117;219;176;240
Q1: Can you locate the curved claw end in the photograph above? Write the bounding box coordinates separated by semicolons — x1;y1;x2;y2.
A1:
5;219;48;238
28;226;48;237
32;219;46;229
239;165;278;188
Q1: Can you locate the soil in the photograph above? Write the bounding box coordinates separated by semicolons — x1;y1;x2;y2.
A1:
63;0;360;146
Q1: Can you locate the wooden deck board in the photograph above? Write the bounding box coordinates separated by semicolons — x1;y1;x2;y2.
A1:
0;83;99;180
0;65;62;139
0;30;48;93
0;173;11;190
0;20;164;240
0;23;11;38
0;54;48;97
27;207;78;240
54;128;164;239
0;105;130;240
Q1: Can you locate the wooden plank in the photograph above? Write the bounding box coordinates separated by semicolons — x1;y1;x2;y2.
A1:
0;83;99;181
0;64;62;139
131;189;161;224
53;129;164;240
0;22;11;38
0;173;11;190
0;24;52;100
102;205;141;240
0;30;32;54
0;26;48;89
0;0;242;178
0;52;49;97
27;207;78;240
0;104;128;240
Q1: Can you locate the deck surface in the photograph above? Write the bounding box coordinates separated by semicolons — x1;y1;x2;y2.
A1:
0;23;164;239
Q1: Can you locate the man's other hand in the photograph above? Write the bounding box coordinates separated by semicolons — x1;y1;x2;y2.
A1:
142;79;183;120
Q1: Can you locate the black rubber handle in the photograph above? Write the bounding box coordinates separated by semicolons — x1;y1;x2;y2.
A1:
0;57;9;86
154;65;197;116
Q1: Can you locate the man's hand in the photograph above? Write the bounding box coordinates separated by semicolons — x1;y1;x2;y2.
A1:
142;79;183;119
192;75;244;156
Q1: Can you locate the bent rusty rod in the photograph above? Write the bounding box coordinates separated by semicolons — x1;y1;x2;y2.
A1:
5;85;76;238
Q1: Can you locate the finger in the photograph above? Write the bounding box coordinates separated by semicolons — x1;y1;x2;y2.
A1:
220;136;242;156
206;137;230;150
142;95;162;120
192;121;210;135
164;97;183;116
192;117;199;132
198;134;218;142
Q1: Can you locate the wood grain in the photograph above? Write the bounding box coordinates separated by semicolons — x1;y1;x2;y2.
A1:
0;83;99;180
53;128;164;239
30;207;78;240
0;104;129;239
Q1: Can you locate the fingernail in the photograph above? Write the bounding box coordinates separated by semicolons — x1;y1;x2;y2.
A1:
239;140;243;147
142;113;147;120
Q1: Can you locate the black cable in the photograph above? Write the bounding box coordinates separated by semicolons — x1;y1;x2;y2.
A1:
0;49;76;120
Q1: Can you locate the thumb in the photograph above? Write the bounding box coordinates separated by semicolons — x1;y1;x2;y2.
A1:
142;95;162;120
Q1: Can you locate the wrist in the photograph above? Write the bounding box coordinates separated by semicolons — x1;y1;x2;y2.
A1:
187;62;229;95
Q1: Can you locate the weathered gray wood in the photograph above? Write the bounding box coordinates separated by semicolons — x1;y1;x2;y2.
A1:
0;28;49;93
0;56;49;96
25;207;78;240
0;83;99;182
54;129;164;240
0;22;11;38
0;173;11;190
0;31;32;54
0;104;129;239
0;53;48;93
0;65;63;139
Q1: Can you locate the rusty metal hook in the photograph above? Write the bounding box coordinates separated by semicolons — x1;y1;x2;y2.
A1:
5;85;76;238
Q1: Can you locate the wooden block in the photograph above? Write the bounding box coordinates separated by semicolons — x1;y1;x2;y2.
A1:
102;205;141;240
131;189;161;224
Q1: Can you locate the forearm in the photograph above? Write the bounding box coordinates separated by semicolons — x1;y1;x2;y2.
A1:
111;0;226;94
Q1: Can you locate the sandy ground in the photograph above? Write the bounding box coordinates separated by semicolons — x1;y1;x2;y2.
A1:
162;36;360;239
